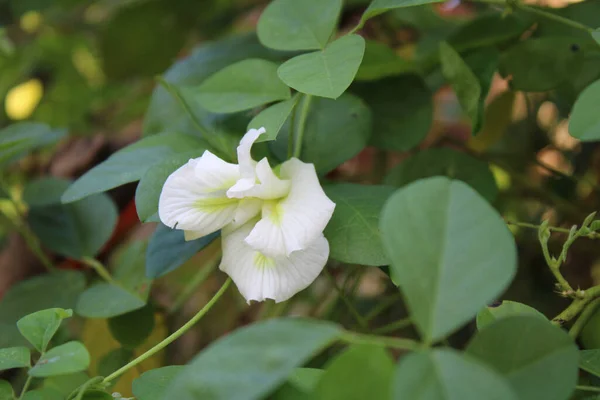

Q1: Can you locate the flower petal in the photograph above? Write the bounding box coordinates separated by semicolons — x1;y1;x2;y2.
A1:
158;151;241;236
220;221;329;303
244;158;335;257
227;158;291;200
236;127;265;180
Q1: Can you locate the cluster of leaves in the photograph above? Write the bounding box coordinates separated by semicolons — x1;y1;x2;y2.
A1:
1;0;600;399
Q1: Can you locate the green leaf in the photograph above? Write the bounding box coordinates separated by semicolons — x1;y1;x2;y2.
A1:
323;184;395;266
108;305;155;349
143;34;281;136
569;79;600;141
476;301;547;330
0;271;85;348
21;388;63;400
257;0;343;51
164;318;341;400
360;0;444;24
278;35;365;99
440;43;497;134
146;224;219;279
28;191;118;259
499;37;584;92
132;366;185;400
383;148;498;203
272;94;371;174
192;59;291;113
61;133;206;203
112;241;152;301
467;316;579;400
272;368;324;400
352;74;432;151
17;308;73;353
580;350;600;378
135;150;205;223
314;345;394;400
22;178;70;207
0;380;14;400
29;341;90;378
380;177;516;342
593;29;600;45
393;348;517;400
356;40;414;81
98;348;133;379
0;123;66;167
43;373;89;398
580;305;600;349
0;347;30;371
248;96;300;142
75;284;145;319
79;390;113;400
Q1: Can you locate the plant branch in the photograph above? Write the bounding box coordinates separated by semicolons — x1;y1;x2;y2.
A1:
293;94;312;159
553;286;600;325
102;278;231;384
576;385;600;393
372;317;412;335
325;269;369;331
81;257;115;284
340;331;420;351
18;376;33;400
569;297;600;338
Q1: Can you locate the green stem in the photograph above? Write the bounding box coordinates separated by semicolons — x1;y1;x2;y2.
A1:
569;298;600;338
168;251;220;314
340;331;420;351
363;293;403;323
81;257;115;284
517;4;594;33
293;95;312;159
102;278;231;384
70;377;104;400
372;317;412;335
325;269;369;331
18;375;33;400
576;385;600;393
553;286;600;325
287;101;296;159
506;221;600;239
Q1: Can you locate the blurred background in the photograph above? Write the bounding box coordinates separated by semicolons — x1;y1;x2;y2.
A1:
1;0;600;395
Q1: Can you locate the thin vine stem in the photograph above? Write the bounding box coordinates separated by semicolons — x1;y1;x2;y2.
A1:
325;269;369;331
576;385;600;393
293;94;312;159
506;220;600;238
372;317;412;335
569;297;600;338
340;331;420;351
81;257;115;284
18;376;33;400
102;278;231;384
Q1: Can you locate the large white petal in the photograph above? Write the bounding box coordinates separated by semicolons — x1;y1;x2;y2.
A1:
227;158;291;200
236;127;265;181
158;151;241;236
244;158;335;257
220;221;329;303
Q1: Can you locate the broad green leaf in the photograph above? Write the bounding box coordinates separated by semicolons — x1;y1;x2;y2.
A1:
323;184;395;266
62;133;206;203
135;150;205;223
112;241;152;301
21;388;63;400
43;373;90;398
352;74;432;151
247;96;300;142
360;0;444;24
499;37;584;92
278;35;365;99
580;350;600;378
164;318;341;400
22;178;70;207
0;380;14;400
28;191;118;259
192;59;291;113
257;0;343;51
132;366;185;400
98;348;133;379
143;34;281;136
476;301;546;330
0;347;30;371
146;224;219;279
467;316;579;400
0;271;85;348
393;349;517;400
272;94;371;174
384;148;498;202
80;390;113;400
17;308;73;352
108;305;155;349
75;284;146;319
356;40;414;81
569;79;600;141
380;177;516;342
440;43;498;134
0;123;66;167
272;368;324;399
314;345;394;400
29;341;90;377
447;13;532;53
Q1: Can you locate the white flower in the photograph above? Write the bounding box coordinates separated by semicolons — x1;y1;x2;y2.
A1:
158;127;335;303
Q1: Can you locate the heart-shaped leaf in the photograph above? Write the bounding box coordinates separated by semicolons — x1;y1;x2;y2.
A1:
17;308;73;352
278;35;365;99
380;177;516;342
